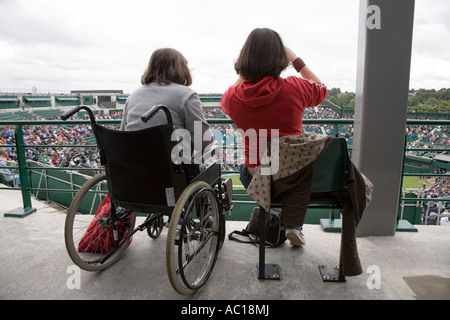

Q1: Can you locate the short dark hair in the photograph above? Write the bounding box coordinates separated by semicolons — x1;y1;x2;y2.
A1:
234;28;289;83
141;48;192;86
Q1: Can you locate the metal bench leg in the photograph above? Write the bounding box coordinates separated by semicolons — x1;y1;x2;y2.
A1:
318;238;346;282
257;206;280;280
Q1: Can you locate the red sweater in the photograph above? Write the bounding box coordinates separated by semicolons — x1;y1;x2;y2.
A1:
221;76;327;167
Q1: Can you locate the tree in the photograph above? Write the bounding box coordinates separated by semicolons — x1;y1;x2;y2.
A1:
424;97;440;106
408;88;450;109
329;96;338;105
327;88;341;97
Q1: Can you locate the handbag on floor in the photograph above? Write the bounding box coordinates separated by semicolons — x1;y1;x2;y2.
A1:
228;207;286;247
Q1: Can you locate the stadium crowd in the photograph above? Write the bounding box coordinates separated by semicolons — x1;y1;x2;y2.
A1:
1;106;449;200
424;177;450;198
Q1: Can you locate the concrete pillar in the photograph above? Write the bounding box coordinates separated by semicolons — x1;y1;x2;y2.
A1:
353;0;415;236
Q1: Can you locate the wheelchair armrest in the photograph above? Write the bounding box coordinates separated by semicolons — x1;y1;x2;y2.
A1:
190;162;221;186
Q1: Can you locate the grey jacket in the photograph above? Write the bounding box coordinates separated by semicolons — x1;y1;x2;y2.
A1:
120;82;213;154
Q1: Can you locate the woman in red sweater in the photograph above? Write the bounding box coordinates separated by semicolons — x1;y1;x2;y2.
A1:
221;28;327;246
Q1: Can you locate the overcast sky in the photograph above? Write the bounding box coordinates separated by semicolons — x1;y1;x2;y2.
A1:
0;0;449;94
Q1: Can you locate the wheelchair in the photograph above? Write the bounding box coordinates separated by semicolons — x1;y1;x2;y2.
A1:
61;105;233;295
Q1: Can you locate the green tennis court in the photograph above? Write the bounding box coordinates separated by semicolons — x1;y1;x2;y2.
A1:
402;176;434;189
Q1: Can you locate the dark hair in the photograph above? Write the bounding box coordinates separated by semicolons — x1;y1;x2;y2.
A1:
234;28;289;83
141;48;192;86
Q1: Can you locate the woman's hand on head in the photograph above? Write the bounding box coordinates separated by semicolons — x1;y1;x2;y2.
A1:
284;47;298;63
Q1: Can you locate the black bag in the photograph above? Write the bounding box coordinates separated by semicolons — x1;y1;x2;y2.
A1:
228;207;286;247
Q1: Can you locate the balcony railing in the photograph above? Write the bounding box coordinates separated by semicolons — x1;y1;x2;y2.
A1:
1;117;449;228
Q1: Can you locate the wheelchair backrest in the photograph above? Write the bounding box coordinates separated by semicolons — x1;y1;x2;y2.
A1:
92;123;187;210
311;138;350;193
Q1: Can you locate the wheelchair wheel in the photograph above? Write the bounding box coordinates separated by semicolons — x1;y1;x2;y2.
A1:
146;213;164;239
166;181;221;295
64;173;136;271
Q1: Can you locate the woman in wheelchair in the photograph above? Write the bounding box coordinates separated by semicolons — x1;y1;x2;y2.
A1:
120;48;214;181
62;48;232;295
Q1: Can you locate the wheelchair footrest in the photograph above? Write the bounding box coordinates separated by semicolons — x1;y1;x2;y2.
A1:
257;264;281;280
318;265;346;282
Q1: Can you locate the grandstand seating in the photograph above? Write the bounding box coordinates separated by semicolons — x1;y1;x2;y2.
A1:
33;109;64;118
0;108;65;121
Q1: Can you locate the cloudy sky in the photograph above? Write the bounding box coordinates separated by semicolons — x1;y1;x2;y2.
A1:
0;0;449;94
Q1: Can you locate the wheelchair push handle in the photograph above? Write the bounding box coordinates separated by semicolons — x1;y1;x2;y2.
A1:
141;104;173;126
61;105;96;124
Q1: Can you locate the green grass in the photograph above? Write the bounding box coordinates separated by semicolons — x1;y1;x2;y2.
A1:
229;174;244;189
221;173;245;189
402;176;434;189
226;172;432;190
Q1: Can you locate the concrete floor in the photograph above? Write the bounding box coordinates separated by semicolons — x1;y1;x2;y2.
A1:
1;186;449;302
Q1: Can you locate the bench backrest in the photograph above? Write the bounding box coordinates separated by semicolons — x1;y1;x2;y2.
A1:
311;138;350;193
92;123;187;210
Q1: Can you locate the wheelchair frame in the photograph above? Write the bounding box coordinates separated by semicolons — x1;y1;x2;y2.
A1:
61;105;233;295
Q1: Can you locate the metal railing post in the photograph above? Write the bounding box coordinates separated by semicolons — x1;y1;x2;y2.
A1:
4;125;36;217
